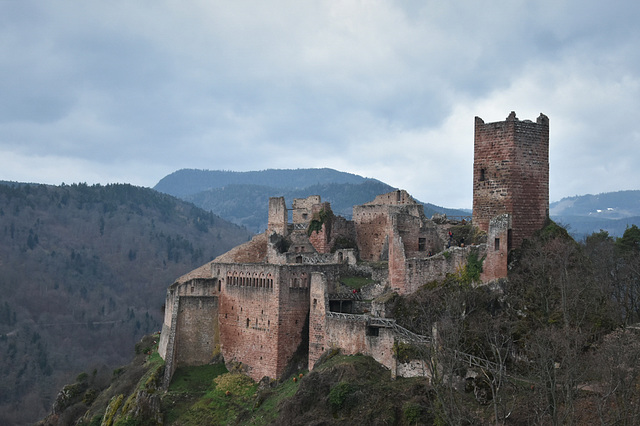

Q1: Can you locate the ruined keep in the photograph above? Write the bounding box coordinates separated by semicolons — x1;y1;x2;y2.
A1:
158;111;550;386
473;111;549;280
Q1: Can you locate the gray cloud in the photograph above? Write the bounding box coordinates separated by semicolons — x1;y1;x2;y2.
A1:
1;0;639;209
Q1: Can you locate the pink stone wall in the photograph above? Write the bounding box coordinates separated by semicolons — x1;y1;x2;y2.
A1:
472;112;549;251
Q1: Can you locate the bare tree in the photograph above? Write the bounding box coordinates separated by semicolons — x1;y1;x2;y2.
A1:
591;329;640;425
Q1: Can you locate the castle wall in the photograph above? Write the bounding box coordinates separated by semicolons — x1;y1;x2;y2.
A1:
393;213;442;257
389;232;407;292
365;190;417;206
292;196;322;224
175;296;219;365
472;112;549;250
325;316;368;354
308;206;332;254
481;214;511;282
509;115;549;248
367;327;396;374
402;246;482;293
329;216;357;250
159;277;221;387
275;268;312;375
353;205;390;261
214;262;343;381
354;190;434;263
309;273;328;370
268;197;288;235
217;263;282;381
321;316;396;373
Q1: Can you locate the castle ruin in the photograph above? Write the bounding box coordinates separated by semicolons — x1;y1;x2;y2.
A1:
158;112;550;385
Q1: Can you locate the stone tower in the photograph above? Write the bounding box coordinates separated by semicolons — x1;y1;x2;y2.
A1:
268;197;288;235
473;111;549;254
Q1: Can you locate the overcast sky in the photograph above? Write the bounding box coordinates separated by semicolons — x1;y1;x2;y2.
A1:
1;1;639;208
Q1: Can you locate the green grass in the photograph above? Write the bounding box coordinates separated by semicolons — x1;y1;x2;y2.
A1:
162;363;309;426
247;374;303;425
168;363;228;393
340;276;374;289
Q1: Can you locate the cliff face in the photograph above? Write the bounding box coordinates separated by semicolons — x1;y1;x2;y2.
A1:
37;333;164;426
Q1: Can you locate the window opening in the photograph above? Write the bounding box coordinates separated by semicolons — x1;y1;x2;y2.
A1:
366;326;380;337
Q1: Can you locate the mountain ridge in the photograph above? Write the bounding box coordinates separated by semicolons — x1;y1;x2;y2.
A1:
154;168;380;198
550;190;640;238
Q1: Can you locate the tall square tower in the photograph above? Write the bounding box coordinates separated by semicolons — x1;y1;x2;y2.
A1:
472;111;549;251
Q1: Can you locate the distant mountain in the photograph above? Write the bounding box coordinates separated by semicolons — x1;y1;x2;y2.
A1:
550;190;640;239
155;168;469;233
154;168;375;198
0;182;252;425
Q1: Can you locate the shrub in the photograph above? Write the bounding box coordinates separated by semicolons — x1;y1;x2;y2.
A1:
328;381;354;410
213;372;255;396
403;402;423;424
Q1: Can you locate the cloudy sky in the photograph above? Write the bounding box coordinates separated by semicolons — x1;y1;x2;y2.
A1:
1;1;639;208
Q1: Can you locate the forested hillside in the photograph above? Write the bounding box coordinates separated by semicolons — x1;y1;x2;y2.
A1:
0;182;252;425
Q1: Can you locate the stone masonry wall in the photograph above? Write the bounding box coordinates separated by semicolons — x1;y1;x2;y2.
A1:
268;197;288;235
322;317;396;373
160;277;221;387
389;232;407;293
275;267;312;376
175;296;219;365
364;189;417;206
481;214;511;282
308;273;328;370
473;112;549;250
308;222;330;254
325;316;368;354
218;264;282;381
292;196;322;224
403;246;484;293
353;204;390;261
215;262;343;381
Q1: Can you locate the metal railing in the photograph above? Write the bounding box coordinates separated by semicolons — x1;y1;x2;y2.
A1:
326;311;367;321
452;350;504;375
328;292;363;301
